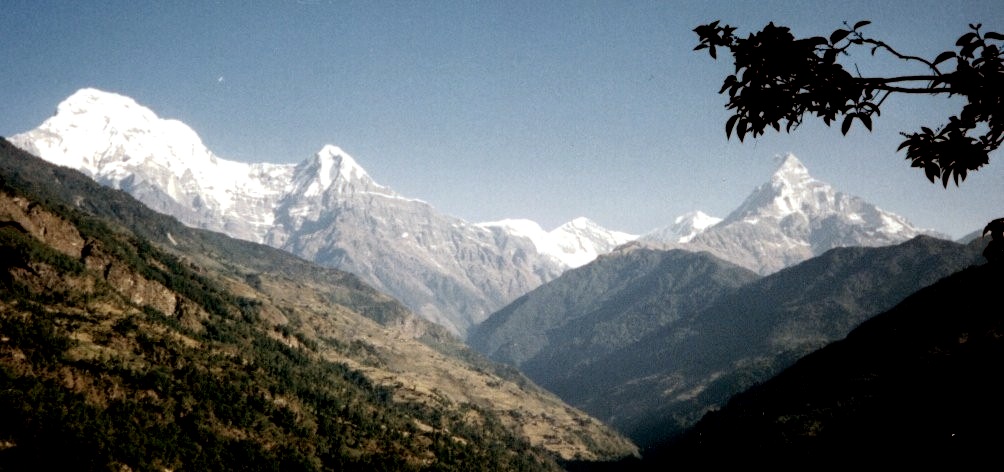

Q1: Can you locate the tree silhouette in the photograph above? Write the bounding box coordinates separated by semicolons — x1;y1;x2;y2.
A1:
694;20;1003;188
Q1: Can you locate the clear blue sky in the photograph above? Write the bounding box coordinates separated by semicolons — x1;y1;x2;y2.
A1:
2;1;1002;239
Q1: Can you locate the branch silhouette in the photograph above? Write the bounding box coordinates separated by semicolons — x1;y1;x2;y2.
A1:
694;20;1004;187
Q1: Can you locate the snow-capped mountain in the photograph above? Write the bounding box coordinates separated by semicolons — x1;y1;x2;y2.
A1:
10;88;629;336
641;210;722;244
478;217;638;268
664;154;937;274
8;89;941;332
10;88;292;242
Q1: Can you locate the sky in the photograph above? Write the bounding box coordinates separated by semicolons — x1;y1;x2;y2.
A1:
2;1;1002;240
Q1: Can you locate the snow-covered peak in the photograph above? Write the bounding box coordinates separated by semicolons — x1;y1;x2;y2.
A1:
10;87;246;200
643;210;722;244
56;87;159;124
316;144;370;183
685;152;932;274
550;217;638;268
294;144;382;197
561;216;599;229
674;211;721;233
721;153;833;224
478;217;637;269
478;218;547;238
10;88;216;175
771;153;812;186
552;217;638;245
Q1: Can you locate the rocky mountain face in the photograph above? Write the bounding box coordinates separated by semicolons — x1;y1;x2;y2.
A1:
0;139;638;468
9;88;650;336
471;233;985;446
643;154;937;274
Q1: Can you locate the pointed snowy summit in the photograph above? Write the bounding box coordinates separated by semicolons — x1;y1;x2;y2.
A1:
771;152;812;185
722;152;836;224
685;152;933;274
292;144;384;197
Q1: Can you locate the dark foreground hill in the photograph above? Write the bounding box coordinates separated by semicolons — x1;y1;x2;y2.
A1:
0;138;636;470
644;260;1003;466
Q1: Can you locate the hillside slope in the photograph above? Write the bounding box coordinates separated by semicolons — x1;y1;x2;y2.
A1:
647;261;1003;466
472;228;983;446
0;138;637;469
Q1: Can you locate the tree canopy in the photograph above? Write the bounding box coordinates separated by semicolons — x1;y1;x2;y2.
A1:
694;20;1004;187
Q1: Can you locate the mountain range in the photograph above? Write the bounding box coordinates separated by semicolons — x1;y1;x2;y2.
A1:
641;154;940;274
0;138;637;468
9;88;941;336
10;88;583;336
4;87;998;469
471;235;986;446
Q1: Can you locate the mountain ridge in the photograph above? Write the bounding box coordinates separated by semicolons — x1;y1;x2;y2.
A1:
12;88;622;336
646;261;1004;466
471;231;985;446
11;88;947;337
643;153;941;274
0;137;638;466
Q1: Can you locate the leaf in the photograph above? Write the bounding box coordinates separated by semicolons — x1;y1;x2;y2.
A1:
830;29;850;44
925;163;939;183
725;114;740;139
805;36;828;47
956;32;978;46
933;51;957;66
853;20;871;30
859;113;872;131
841;114;854;135
824;48;838;63
985;31;1004;41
